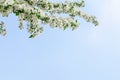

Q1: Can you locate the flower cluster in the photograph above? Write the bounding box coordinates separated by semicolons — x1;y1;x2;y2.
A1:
0;21;6;36
0;0;98;38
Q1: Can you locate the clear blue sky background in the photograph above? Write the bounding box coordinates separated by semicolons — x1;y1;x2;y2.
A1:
0;0;120;80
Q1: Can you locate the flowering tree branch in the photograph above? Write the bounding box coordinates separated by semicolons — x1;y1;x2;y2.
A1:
0;0;98;38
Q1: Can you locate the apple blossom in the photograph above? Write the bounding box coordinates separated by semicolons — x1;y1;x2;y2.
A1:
0;0;98;38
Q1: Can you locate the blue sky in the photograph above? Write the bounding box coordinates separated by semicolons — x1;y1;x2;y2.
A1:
0;0;120;80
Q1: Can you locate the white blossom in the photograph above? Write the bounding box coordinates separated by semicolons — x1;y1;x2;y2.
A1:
0;0;98;38
0;21;7;36
3;0;14;6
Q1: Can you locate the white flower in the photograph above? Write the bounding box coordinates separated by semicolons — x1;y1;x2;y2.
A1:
4;0;14;6
0;0;98;37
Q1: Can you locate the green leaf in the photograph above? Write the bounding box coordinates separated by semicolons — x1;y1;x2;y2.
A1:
15;12;19;16
29;35;34;38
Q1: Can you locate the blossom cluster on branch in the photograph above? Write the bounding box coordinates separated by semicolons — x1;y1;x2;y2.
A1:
0;0;98;38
